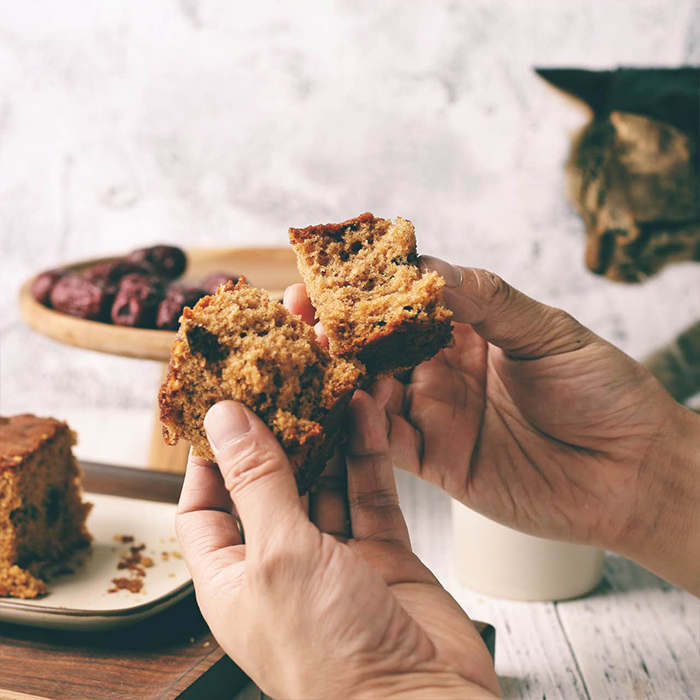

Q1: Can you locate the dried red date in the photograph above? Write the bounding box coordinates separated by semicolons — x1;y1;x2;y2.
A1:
49;275;110;321
127;245;187;280
201;271;240;295
118;272;162;292
110;274;165;328
31;269;65;306
156;284;206;330
85;259;154;295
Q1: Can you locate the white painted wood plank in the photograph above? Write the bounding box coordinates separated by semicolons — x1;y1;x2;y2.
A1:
396;470;590;700
396;471;700;700
557;555;700;700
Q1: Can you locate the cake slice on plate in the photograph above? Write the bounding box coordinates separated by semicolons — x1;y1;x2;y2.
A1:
289;212;453;376
159;279;363;494
0;415;92;599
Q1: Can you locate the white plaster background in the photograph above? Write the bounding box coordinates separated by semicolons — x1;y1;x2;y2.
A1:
1;0;699;418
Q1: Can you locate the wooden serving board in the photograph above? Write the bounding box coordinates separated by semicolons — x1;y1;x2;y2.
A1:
18;247;301;362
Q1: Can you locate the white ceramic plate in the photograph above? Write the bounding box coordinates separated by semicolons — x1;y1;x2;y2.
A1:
0;493;193;631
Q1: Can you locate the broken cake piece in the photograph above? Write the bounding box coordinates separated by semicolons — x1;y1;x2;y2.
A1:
289;212;453;376
0;415;92;599
158;279;363;494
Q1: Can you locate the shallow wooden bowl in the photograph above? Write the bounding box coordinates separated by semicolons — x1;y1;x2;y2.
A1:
18;247;301;362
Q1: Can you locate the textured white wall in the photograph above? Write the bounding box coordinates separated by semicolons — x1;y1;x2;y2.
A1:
1;0;699;417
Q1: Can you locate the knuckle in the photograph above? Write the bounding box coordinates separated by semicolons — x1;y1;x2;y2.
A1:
252;528;317;589
546;307;586;343
217;437;284;495
252;550;285;588
551;308;578;330
522;306;589;356
176;515;215;553
348;486;399;512
469;269;513;309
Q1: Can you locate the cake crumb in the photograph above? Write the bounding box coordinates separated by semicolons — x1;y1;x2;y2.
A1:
171;551;182;559
161;551;170;561
203;641;211;648
113;534;134;544
108;541;153;593
108;577;143;594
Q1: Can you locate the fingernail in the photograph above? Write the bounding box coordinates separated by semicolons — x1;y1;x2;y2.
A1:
204;401;251;452
419;255;464;288
314;321;328;346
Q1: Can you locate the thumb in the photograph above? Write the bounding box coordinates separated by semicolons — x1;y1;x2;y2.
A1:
204;401;306;551
420;256;594;359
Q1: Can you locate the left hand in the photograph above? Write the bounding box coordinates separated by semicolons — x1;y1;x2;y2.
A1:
176;393;499;699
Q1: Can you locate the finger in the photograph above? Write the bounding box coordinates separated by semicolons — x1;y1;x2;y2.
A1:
313;321;329;348
309;450;351;540
176;451;244;585
369;377;395;412
380;376;409;416
178;451;232;514
420;256;594;359
204;401;307;555
345;391;411;548
283;283;316;327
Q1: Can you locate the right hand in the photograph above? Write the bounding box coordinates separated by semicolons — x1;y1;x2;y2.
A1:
284;261;700;594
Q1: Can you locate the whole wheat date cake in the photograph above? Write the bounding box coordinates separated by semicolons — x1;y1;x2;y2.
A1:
0;415;92;599
158;279;363;494
289;213;453;376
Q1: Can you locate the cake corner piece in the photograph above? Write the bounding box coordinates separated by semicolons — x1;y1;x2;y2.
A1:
0;414;92;599
289;213;453;376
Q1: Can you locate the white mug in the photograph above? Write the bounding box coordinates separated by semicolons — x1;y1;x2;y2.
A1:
452;500;604;601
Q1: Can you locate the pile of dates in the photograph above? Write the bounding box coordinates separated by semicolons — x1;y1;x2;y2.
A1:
31;245;239;331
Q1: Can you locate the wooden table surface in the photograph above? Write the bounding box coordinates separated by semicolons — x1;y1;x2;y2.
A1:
394;471;700;700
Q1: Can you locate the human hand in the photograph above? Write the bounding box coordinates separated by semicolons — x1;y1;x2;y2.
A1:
176;395;499;699
284;263;700;594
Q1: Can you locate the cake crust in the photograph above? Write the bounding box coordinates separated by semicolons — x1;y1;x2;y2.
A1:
289;213;453;376
0;414;65;471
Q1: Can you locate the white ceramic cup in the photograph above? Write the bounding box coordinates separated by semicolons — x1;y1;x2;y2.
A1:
452;500;604;601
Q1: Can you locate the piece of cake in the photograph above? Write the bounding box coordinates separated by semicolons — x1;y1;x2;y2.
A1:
0;415;92;599
158;279;363;494
289;212;453;376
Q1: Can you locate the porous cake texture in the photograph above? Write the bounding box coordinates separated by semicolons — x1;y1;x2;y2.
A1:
0;415;92;599
159;279;363;494
289;213;453;376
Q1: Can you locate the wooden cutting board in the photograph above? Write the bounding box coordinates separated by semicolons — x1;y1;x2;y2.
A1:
0;463;246;700
0;594;246;700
